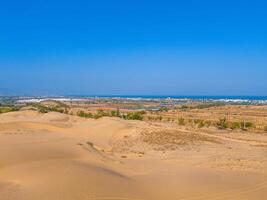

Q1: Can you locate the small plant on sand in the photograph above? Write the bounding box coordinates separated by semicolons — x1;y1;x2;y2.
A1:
0;106;19;114
240;121;254;131
230;122;241;130
180;105;189;111
77;110;93;118
264;126;267;133
178;117;185;125
245;122;254;129
125;112;143;120
116;108;121;117
159;107;169;112
216;118;228;130
198;120;205;128
204;120;212;127
110;110;117;117
193;119;201;124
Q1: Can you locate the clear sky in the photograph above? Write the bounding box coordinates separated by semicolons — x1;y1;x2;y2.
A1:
0;0;266;96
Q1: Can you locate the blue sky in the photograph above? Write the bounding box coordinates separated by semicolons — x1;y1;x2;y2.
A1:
0;0;266;95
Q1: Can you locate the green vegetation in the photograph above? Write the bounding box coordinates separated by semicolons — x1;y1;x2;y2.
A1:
204;120;212;127
125;112;144;120
180;105;189;111
31;102;68;114
77;110;109;119
178;117;185;125
216;118;228;129
76;109;144;121
240;121;254;131
179;103;225;111
111;110;116;116
77;110;93;118
195;102;225;109
230;122;241;130
197;120;205;128
110;108;122;117
159;107;169;112
0;106;19;114
216;119;254;131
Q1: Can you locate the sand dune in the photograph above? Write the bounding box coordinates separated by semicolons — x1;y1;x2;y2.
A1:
1;111;267;199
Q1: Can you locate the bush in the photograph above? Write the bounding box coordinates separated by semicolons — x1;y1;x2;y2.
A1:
111;108;121;117
204;120;212;127
216;118;228;129
126;112;143;120
195;103;225;109
77;111;93;118
193;119;202;125
31;103;68;114
230;122;241;130
159;107;169;112
198;120;205;128
180;105;189;110
245;122;254;129
240;121;254;131
0;107;19;114
111;110;117;116
178;117;185;125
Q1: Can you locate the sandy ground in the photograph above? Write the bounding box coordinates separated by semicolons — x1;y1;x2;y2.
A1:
1;111;267;200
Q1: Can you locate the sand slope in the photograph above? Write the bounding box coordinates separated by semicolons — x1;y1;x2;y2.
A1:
1;111;267;199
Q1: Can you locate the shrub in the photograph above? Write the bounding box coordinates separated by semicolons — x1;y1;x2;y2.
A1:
159;107;169;112
198;120;205;128
31;103;68;114
0;107;19;114
178;117;185;125
240;121;254;131
116;108;121;117
180;105;189;110
77;111;93;118
230;122;241;130
111;108;121;117
204;120;212;127
126;112;143;120
245;122;254;129
195;102;225;109
111;110;117;116
216;118;228;129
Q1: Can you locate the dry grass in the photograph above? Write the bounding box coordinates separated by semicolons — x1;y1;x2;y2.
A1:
141;129;220;151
